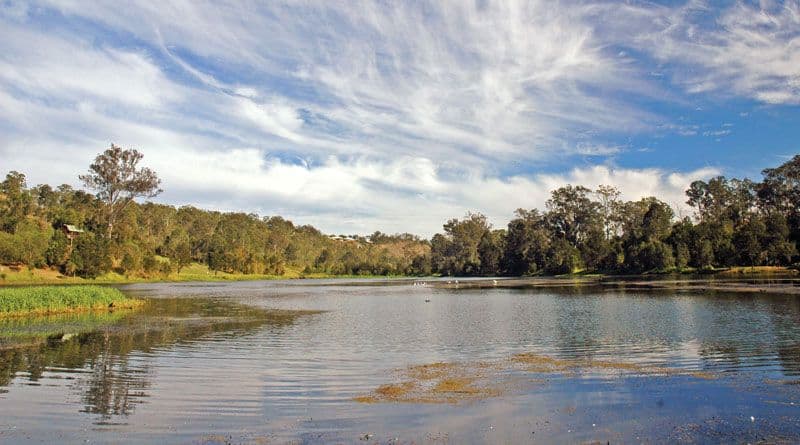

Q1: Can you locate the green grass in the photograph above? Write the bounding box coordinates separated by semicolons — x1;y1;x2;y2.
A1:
0;262;409;286
0;285;142;317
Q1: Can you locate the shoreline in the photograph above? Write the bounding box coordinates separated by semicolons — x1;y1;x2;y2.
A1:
432;272;800;295
0;262;413;287
1;264;796;290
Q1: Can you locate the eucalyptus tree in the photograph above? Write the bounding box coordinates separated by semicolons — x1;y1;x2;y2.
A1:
546;185;601;246
0;171;33;233
80;144;162;238
430;212;492;275
503;209;550;275
595;185;622;240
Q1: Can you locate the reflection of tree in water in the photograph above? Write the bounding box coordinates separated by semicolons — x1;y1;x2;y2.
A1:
551;288;602;360
766;295;800;377
0;298;314;422
78;331;150;421
694;294;800;376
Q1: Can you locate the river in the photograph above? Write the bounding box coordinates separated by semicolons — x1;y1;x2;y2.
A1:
1;278;800;443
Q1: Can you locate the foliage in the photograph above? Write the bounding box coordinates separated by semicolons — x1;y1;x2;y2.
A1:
430;156;800;276
0;146;430;280
0;220;51;267
69;232;112;278
1;147;798;280
431;213;492;276
0;285;139;317
80;144;162;237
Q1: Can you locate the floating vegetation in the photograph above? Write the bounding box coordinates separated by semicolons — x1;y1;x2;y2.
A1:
406;362;458;380
355;352;721;404
353;360;503;404
433;377;481;394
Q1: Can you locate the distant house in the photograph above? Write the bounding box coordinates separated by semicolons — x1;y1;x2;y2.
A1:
62;224;85;245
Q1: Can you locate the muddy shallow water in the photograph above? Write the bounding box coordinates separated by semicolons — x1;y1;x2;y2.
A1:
1;278;800;443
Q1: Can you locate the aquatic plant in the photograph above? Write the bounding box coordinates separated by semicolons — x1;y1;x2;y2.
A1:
0;285;141;317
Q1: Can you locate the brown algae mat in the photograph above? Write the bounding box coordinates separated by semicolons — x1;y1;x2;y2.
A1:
353;361;504;404
354;352;717;404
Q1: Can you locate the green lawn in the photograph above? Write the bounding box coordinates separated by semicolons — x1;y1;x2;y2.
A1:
0;285;142;317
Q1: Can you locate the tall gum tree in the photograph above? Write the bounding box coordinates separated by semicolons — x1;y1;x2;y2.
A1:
80;144;162;237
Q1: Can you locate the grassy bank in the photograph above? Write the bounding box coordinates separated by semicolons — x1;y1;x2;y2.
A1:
0;262;294;285
3;262;794;287
0;262;409;286
0;285;142;317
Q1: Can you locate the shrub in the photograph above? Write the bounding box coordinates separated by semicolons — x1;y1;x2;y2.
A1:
70;232;112;278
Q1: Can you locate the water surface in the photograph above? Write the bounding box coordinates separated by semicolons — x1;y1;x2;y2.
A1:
1;278;800;443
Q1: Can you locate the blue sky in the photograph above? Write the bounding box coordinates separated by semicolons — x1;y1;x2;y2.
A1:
1;0;798;235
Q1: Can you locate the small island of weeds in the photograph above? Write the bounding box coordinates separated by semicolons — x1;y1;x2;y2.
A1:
0;285;142;318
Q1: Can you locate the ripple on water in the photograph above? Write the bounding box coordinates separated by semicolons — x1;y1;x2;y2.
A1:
1;280;800;443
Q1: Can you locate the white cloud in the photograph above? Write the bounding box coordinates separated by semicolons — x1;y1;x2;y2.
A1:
0;1;788;236
575;143;625;156
0;24;180;109
142;150;718;236
26;0;659;163
615;0;800;104
236;97;304;143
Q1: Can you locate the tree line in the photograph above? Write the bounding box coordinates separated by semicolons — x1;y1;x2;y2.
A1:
1;146;798;279
430;155;800;275
0;145;429;278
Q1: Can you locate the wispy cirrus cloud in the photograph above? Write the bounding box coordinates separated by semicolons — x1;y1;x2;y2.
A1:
603;0;800;105
21;0;655;162
0;1;795;235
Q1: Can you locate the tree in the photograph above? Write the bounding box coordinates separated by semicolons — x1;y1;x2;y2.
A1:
69;232;112;278
163;228;192;272
595;185;622;240
759;154;800;214
761;213;797;265
0;220;51;267
429;213;492;276
430;233;455;275
411;254;432;275
692;239;715;269
546;185;601;246
545;238;582;274
641;199;674;241
207;213;269;274
733;217;766;267
0;171;33;233
759;155;800;255
478;229;505;275
503;209;550;275
686;180;709;221
80;144;162;237
628;240;674;272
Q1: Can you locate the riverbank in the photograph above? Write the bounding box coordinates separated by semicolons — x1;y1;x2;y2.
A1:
431;267;800;295
1;263;796;287
0;262;405;286
0;285;142;317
